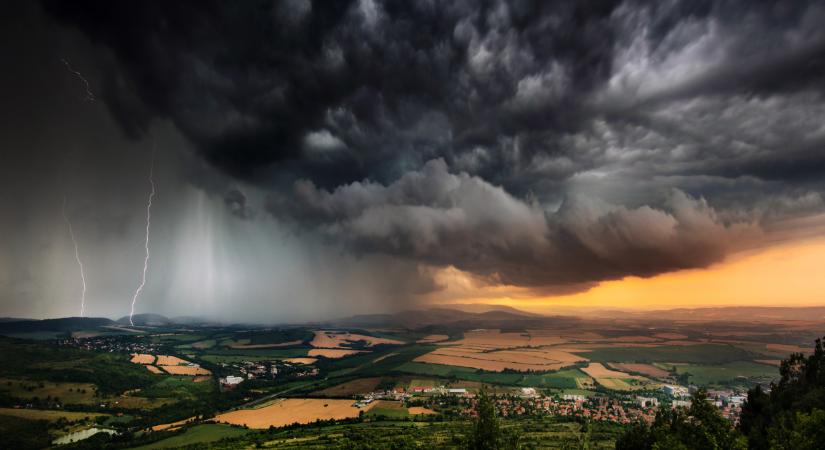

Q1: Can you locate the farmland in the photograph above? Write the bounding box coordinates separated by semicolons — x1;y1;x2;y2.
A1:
215;398;369;428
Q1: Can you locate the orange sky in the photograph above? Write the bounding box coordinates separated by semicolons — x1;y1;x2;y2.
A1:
430;234;825;314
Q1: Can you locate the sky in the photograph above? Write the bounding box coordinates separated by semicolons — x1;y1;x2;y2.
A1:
1;0;825;322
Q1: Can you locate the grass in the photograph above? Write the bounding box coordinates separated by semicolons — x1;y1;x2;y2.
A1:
131;424;250;449
366;401;409;418
666;361;779;386
142;377;215;400
0;407;108;422
584;344;754;364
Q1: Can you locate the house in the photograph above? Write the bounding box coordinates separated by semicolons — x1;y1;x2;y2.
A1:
220;375;244;386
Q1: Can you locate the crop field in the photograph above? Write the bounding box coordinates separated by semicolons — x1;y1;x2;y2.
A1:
283;357;317;365
416;334;449;343
131;354;156;364
607;363;671;378
308;348;365;358
133;424;251;449
667;361;778;385
314;377;382;396
156;355;190;366
215;398;370;428
366;400;409;418
582;363;653;391
582;344;753;364
310;330;405;349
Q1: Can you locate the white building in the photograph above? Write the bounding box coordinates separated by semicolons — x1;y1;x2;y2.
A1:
220;375;244;386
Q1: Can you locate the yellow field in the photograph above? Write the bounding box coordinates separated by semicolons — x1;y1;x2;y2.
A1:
156;355;190;366
131;354;155;364
415;331;586;372
283;357;317;365
151;416;197;431
308;349;365;358
146;365;163;374
215;398;369;428
310;331;404;348
408;406;436;415
582;363;652;391
417;334;449;343
0;407;108;422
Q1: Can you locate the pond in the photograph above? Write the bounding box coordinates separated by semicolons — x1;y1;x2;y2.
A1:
52;427;117;445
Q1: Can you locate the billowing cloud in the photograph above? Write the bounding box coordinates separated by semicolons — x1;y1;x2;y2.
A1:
2;0;823;319
268;159;758;292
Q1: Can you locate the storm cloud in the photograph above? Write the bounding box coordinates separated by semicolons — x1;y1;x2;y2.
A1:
2;0;824;318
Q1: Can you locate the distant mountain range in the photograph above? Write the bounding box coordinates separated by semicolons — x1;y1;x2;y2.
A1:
2;305;824;337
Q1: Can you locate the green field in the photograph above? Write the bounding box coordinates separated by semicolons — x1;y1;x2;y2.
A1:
584;344;753;364
0;378;98;404
662;361;778;386
366;401;410;418
131;424;251;449
396;362;588;389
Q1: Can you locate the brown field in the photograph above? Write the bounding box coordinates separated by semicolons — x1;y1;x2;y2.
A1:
582;363;635;378
228;340;303;349
131;354;155;364
308;349;365;359
283;357;317;365
159;365;211;376
310;331;404;349
603;336;660;343
440;329;567;350
156;355;190;366
608;363;671;378
145;365;163;374
215;398;369;428
193;376;211;383
417;334;449;343
653;333;688;340
416;335;586;372
408;406;436;415
315;377;382;396
151;416;197;431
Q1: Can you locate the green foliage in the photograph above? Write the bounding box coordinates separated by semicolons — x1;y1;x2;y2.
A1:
465;388;519;450
615;389;746;450
739;337;825;450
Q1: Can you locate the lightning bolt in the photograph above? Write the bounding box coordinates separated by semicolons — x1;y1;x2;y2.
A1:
61;58;95;102
129;141;156;326
62;197;87;317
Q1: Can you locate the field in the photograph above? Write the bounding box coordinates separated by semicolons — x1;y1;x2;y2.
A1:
308;348;365;358
582;363;652;391
366;400;409;418
417;334;449;343
310;331;405;349
215;398;369;428
607;363;671;378
156;355;190;366
664;361;778;386
160;365;211;376
314;377;382;396
0;407;108;421
131;354;156;364
0;378;98;404
133;424;250;449
283;357;317;365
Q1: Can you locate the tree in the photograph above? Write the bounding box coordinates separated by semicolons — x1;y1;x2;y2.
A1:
615;389;745;450
466;387;519;450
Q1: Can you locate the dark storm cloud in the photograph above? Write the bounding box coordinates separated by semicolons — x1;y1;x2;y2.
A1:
41;0;825;292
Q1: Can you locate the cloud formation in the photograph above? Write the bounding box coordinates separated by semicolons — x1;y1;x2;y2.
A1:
34;0;825;299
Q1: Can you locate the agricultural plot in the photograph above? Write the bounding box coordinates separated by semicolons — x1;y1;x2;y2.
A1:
366;400;410;418
582;363;653;391
310;331;405;349
314;377;382;396
215;398;370;428
308;348;365;358
0;378;98;404
415;345;585;372
607;363;672;379
582;344;753;364
667;361;778;386
416;334;449;343
133;424;250;450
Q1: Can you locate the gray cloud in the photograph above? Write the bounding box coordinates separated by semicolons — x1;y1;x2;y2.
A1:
268;159;758;292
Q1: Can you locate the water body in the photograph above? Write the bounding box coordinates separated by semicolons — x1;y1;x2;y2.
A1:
52;427;117;445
